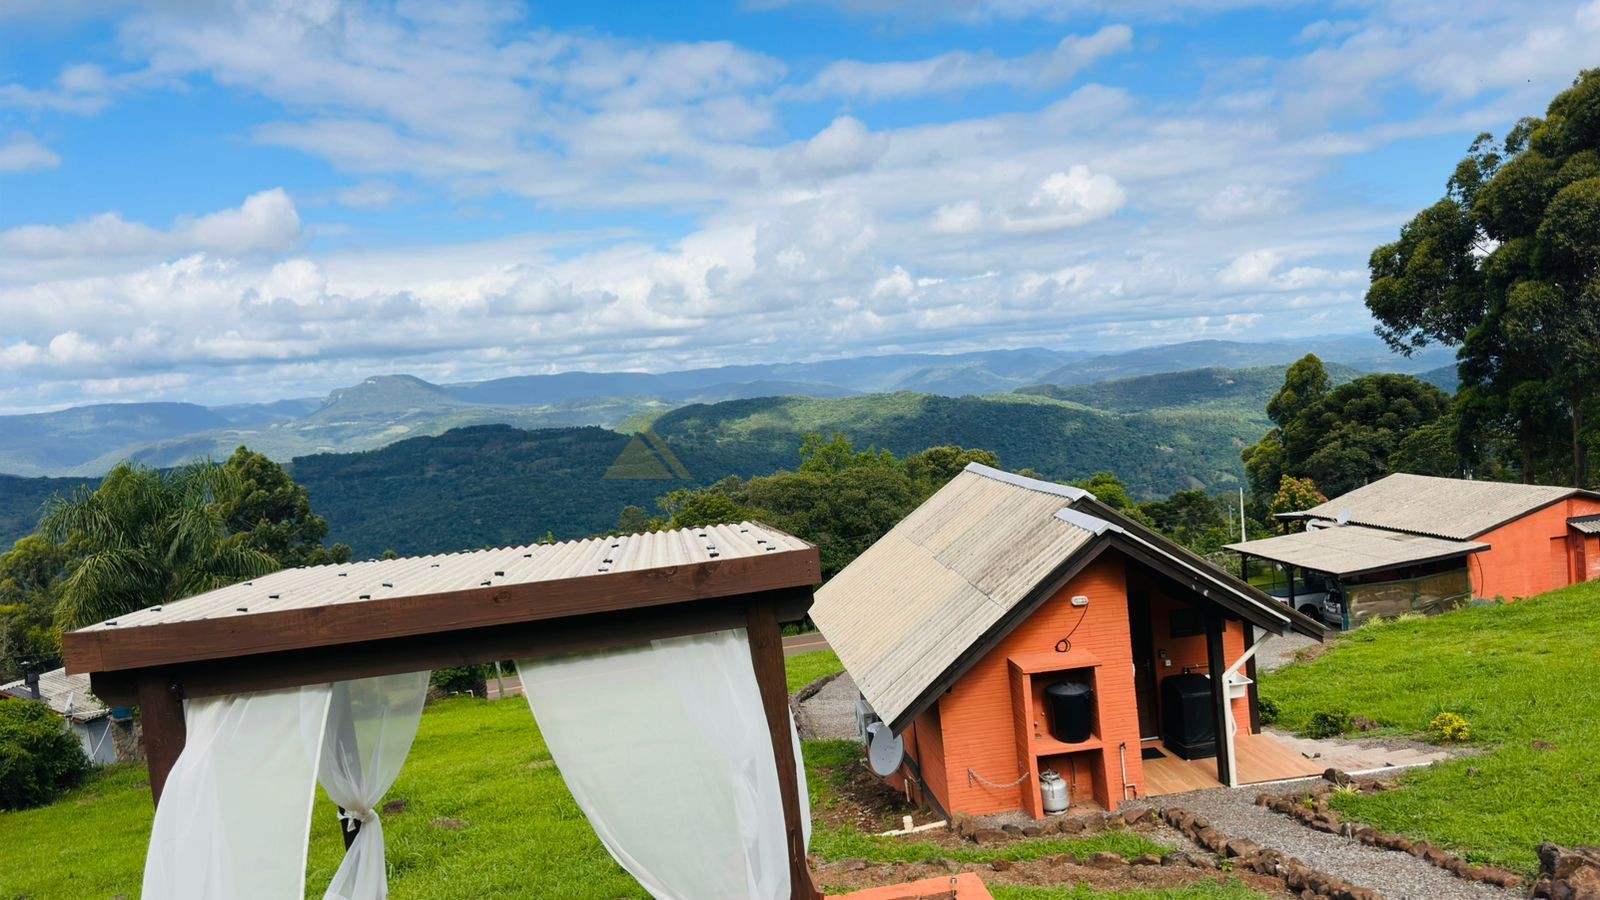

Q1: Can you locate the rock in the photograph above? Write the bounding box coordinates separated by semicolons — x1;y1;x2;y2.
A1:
1086;851;1127;869
1323;767;1354;786
833;858;871;872
1533;739;1560;751
1535;842;1600;898
951;812;981;838
381;799;408;815
1225;838;1261;859
972;828;1010;845
1000;823;1024;836
1132;854;1163;866
429;817;466;830
1045;853;1078;867
1020;824;1044;838
1161;851;1194;867
989;858;1014;872
1055;818;1086;835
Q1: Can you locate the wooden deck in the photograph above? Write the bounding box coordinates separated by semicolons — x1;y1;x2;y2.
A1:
828;872;994;899
1141;732;1323;797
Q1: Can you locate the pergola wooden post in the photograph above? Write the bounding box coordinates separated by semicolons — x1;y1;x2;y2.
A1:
64;524;825;900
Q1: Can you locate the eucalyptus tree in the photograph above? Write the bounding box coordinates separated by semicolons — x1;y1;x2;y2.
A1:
1366;69;1600;485
42;462;280;629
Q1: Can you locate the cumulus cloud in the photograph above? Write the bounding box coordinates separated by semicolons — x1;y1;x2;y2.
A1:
796;25;1131;101
0;132;60;172
3;0;1594;409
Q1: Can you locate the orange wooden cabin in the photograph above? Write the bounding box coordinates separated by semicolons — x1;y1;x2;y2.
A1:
811;465;1325;819
1234;475;1600;629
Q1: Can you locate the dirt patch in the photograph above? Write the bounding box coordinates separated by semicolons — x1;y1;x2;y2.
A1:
813;754;923;834
814;854;1294;897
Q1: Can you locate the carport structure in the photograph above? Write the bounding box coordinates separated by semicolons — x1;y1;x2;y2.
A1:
63;523;825;900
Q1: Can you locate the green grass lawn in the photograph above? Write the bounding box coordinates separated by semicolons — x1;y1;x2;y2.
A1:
0;651;1232;898
1258;584;1600;874
787;648;844;692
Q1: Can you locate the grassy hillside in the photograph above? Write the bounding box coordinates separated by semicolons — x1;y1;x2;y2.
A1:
1258;585;1600;873
0;653;1231;899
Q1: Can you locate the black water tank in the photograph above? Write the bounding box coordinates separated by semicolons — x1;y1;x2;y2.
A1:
1161;673;1216;760
1044;681;1094;743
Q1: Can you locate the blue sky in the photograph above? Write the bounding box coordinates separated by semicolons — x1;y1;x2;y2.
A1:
1;0;1597;411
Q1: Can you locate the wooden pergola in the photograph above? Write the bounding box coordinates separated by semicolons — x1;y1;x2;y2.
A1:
63;522;825;899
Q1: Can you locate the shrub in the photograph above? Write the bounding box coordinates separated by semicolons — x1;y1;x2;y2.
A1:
1258;695;1280;725
430;665;489;698
0;700;90;810
1428;712;1472;743
1306;706;1353;739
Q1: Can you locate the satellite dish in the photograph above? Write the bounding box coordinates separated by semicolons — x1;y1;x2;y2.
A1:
865;721;905;777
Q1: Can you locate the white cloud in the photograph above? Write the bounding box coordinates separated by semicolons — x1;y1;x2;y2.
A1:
779;116;887;176
797;25;1131;101
333;180;416;209
1004;166;1126;232
0;132;60;172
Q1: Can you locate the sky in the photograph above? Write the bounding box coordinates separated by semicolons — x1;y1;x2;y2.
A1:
1;0;1597;413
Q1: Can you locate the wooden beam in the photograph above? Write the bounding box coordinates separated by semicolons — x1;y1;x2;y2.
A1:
65;548;820;675
87;589;814;707
1204;614;1232;787
1243;622;1261;735
138;676;186;808
745;590;823;900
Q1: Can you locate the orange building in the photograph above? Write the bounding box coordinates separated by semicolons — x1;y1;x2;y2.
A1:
810;464;1325;819
1233;475;1600;628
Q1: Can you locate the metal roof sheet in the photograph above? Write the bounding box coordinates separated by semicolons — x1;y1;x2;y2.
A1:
1226;524;1486;577
70;521;810;634
0;667;109;722
1284;473;1597;540
1571;515;1600;535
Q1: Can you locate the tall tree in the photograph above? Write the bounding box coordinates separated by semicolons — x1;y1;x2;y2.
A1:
0;537;70;680
1366;69;1600;486
217;447;351;568
41;463;280;629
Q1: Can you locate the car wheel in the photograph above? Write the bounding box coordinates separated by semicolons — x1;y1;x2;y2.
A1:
1298;604;1320;618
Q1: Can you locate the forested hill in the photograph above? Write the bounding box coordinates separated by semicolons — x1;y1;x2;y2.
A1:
1015;363;1363;418
262;389;1262;557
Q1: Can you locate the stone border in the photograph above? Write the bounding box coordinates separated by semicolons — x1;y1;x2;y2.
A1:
1529;842;1600;898
1161;806;1380;900
1254;770;1524;891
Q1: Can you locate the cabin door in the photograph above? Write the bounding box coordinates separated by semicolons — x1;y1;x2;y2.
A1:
1127;591;1161;740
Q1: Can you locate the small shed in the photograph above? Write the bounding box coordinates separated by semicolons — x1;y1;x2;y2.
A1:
811;464;1325;819
1235;474;1600;625
1;667;120;765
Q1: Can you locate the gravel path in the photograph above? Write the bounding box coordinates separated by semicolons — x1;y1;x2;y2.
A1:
796;671;860;740
1256;630;1322;672
1128;778;1517;900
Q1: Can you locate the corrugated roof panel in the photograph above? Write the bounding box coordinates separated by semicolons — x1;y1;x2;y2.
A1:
1570;515;1600;535
1291;473;1596;540
0;667;108;721
812;466;1101;729
73;521;809;634
1226;524;1486;577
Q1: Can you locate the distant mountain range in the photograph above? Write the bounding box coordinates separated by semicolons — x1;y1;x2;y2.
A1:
0;345;1465;555
0;336;1455;479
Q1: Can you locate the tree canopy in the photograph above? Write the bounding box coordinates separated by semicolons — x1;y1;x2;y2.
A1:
1366;69;1600;486
217;447;351;568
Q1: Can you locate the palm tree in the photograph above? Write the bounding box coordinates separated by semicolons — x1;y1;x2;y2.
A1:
42;462;281;629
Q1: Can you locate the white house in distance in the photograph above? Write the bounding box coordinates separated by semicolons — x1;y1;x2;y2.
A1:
1;667;120;765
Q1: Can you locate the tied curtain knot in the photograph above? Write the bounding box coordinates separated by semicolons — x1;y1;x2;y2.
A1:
338;806;377;832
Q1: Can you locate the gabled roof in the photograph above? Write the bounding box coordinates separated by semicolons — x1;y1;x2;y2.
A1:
1;667;109;722
1226;524;1486;578
811;463;1321;734
1281;473;1600;541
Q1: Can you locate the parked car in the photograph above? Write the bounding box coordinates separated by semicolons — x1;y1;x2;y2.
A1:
1266;571;1343;627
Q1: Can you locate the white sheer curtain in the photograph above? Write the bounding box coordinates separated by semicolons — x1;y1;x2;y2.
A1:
316;671;430;900
142;686;332;900
519;628;809;900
